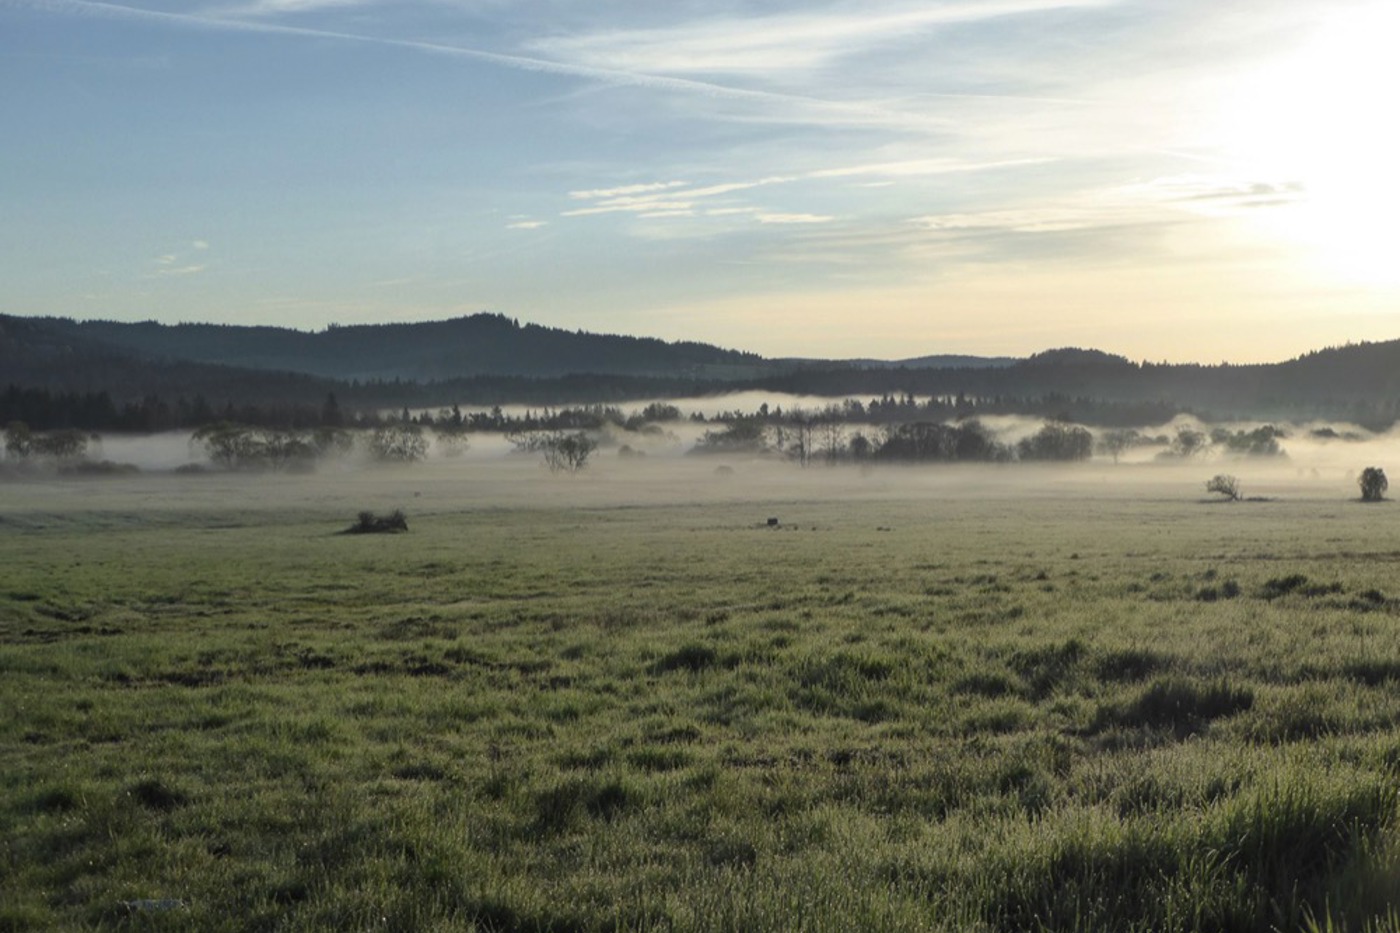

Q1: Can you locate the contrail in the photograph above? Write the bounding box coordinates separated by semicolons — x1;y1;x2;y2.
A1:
1;0;987;132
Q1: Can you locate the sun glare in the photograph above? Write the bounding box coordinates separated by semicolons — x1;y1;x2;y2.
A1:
1217;3;1400;286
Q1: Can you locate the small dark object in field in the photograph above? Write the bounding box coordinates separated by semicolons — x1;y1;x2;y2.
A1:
1261;573;1309;599
344;510;408;534
122;899;188;914
767;517;779;527
128;778;188;811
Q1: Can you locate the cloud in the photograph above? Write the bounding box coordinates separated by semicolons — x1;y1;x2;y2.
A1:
148;264;207;278
528;0;1114;79
147;240;212;277
10;0;951;133
809;157;1050;180
557;157;1048;225
559;176;797;218
907;173;1305;240
207;0;372;15
506;220;548;230
562;199;696;218
569;181;689;200
755;213;835;225
1140;176;1307;211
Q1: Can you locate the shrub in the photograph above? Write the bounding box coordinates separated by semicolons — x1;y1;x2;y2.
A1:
1205;474;1241;500
344;510;408;534
1359;467;1388;502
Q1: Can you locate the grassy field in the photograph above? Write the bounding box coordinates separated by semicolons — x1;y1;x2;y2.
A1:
4;459;1400;931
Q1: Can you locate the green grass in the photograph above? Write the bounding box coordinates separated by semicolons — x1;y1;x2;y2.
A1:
3;464;1400;930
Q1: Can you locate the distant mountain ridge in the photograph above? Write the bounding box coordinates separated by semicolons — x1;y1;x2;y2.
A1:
26;313;776;381
4;312;1400;428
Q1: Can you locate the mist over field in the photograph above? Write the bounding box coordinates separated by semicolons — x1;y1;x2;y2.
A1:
61;393;1400;508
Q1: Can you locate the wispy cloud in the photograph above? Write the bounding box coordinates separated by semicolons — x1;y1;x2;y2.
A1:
908;173;1303;242
147;263;207;278
755;212;834;225
568;181;689;200
506;219;548;230
558;157;1047;225
560;176;797;219
144;240;211;278
7;0;957;133
809;157;1050;180
528;0;1113;80
206;0;372;16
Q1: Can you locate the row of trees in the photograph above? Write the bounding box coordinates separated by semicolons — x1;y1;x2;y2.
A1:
690;418;1291;466
190;423;429;471
4;422;95;462
0;385;352;434
0;384;693;435
191;423;601;474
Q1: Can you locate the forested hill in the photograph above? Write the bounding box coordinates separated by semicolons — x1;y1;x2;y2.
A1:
4;312;1400;428
0;313;341;406
19;313;773;381
761;343;1400;424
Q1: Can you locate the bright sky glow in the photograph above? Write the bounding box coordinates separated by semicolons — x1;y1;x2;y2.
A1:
2;0;1397;361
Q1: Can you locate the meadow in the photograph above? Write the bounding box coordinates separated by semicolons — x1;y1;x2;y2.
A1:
3;458;1400;931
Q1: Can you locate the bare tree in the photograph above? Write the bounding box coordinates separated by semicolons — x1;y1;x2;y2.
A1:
791;417;814;467
819;420;848;464
541;431;597;474
1097;429;1139;464
1205;474;1241;501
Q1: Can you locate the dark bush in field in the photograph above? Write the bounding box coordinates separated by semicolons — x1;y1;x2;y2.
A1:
1359;466;1388;501
344;510;408;534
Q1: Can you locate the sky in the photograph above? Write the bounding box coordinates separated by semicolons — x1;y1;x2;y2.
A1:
3;0;1398;363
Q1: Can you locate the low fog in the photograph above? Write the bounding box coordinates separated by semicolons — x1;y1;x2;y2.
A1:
7;393;1398;518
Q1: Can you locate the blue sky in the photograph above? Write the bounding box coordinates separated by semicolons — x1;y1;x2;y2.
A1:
3;0;1397;361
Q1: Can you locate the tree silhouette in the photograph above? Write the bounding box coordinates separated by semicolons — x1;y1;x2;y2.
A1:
1359;467;1388;502
1205;474;1241;501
